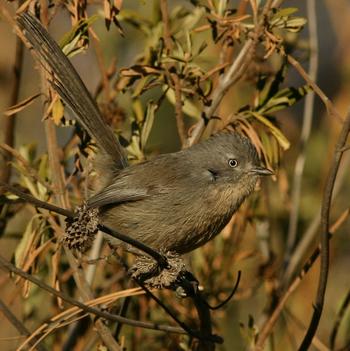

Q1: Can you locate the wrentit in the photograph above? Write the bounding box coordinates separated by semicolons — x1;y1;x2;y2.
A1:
17;13;273;258
89;133;272;254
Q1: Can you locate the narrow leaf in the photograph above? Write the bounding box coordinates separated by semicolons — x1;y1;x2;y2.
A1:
141;101;158;149
4;93;41;116
251;112;290;150
52;98;64;125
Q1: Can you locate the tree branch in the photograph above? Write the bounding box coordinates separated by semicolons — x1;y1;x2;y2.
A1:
254;205;350;350
160;0;187;146
285;0;319;267
298;108;350;349
287;54;343;123
187;0;274;145
0;254;186;335
0;298;47;351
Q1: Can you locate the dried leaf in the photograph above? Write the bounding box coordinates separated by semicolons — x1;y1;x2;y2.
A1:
4;93;41;116
120;65;162;78
15;215;41;269
104;0;112;28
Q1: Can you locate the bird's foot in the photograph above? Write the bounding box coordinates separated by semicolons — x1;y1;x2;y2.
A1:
129;252;200;296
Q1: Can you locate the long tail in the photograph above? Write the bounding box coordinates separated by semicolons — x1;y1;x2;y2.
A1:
17;12;127;169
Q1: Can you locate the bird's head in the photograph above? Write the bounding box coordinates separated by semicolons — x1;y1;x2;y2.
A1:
195;133;273;192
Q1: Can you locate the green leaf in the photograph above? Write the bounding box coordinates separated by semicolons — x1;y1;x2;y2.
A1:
38;154;48;181
19;143;37;163
259;129;280;165
141;101;158;149
271;7;299;21
133;76;157;97
119;9;153;35
251;112;290;150
165;87;201;119
185;30;192;54
258;85;309;114
258;63;287;108
285;17;308;33
22;177;39;198
60;15;99;57
52;98;64;125
196;41;208;56
259;96;291;114
270;7;306;33
132;99;145;123
126;134;144;160
173;6;206;33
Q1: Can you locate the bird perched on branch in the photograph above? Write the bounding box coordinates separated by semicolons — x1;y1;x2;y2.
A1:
17;13;272;284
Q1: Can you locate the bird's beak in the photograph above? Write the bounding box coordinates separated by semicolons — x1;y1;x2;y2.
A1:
250;166;274;176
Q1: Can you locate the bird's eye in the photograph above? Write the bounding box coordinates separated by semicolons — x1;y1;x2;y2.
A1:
228;159;238;168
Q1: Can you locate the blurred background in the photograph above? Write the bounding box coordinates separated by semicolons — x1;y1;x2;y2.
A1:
1;1;350;350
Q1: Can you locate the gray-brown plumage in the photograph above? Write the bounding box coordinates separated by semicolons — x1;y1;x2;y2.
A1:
17;12;273;256
88;133;272;253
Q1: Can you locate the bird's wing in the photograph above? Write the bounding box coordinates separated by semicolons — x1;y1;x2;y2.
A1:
87;153;189;208
87;161;163;208
87;182;151;208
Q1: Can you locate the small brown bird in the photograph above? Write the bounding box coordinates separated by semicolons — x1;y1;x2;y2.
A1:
88;133;272;254
17;13;272;257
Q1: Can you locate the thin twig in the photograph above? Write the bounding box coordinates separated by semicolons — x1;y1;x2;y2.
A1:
187;0;274;146
329;288;350;350
283;153;350;286
204;271;241;310
298;107;350;349
253;251;318;350
114;252;223;345
0;254;186;335
188;39;254;146
114;296;131;341
0;298;47;351
0;0;24;184
0;143;52;190
36;7;121;346
160;0;187;146
287;54;343;123
19;288;144;351
253;206;350;350
90;30;110;101
284;308;329;351
272;0;285;7
193;293;215;351
62;231;105;351
3;185;201;343
0;182;72;217
284;0;319;272
0;181;169;267
173;74;186;145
